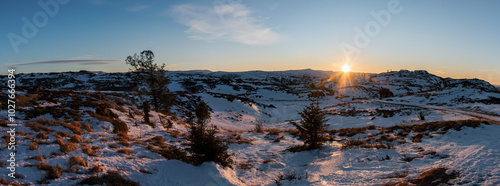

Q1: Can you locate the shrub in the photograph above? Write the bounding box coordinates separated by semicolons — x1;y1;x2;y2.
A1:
410;167;459;185
30;155;45;161
385;169;409;179
55;131;70;138
46;164;63;180
82;147;99;157
69;134;83;143
60;142;78;153
26;123;53;133
238;163;252;170
88;165;103;174
266;128;281;136
79;172;139;186
157;146;188;162
69;155;87;167
117;148;133;155
187;100;232;167
111;119;128;134
82;124;93;132
379;87;394;98
29;143;39;150
0;119;8;128
37;162;50;171
290;100;329;150
418;111;426;121
274;170;308;186
412;133;424;143
61;122;83;135
16;94;39;108
36;132;49;139
254;120;264;133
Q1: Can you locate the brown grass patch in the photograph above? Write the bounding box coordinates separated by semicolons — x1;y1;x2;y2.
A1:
45;164;63;180
29;143;39;150
266;128;281;136
238;163;253;170
36;132;49;139
30;155;45;161
55;131;70;138
79;172;140;186
26;123;54;133
89;165;103;174
69;134;83;143
0;178;20;186
59;141;79;153
82;147;99;157
82;124;93;132
69;155;87;167
117;148;133;155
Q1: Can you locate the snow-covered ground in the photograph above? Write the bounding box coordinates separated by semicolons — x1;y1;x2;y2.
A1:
1;69;499;185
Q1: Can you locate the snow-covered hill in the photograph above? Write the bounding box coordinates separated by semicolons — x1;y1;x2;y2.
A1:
0;69;499;185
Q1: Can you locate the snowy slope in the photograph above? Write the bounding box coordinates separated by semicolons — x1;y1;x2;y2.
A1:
0;69;499;185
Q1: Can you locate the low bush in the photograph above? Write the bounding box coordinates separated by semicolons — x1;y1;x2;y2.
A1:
112;119;128;134
36;132;49;139
82;147;99;157
55;131;70;138
45;164;63;180
157;146;188;162
29;143;39;150
79;172;140;186
69;155;87;167
274;170;308;186
117;148;133;155
60;141;79;153
69;134;83;143
88;165;103;174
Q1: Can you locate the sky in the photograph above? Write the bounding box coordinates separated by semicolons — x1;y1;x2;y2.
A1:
1;0;499;85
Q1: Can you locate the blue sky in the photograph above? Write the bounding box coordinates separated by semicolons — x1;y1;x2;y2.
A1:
1;0;499;84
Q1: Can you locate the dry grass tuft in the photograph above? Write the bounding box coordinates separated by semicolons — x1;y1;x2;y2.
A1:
82;124;93;132
29;143;39;150
59;141;79;153
36;132;49;139
69;134;83;143
89;165;103;174
68;155;87;167
30;155;45;161
55;131;70;138
79;172;140;186
238;163;253;170
117;148;133;155
45;164;63;180
266;128;282;136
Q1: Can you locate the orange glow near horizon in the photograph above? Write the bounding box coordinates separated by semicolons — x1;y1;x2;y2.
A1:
342;64;351;73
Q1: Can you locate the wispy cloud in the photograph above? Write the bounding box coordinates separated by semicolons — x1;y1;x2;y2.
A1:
167;64;178;68
14;59;121;66
127;5;150;12
171;3;283;45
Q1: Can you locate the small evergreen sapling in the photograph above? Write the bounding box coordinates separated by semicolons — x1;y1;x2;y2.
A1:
290;100;329;150
187;99;232;167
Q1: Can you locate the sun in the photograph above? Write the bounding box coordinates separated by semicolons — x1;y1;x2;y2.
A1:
342;64;351;73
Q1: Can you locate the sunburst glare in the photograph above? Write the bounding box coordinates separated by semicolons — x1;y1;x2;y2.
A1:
342;64;351;73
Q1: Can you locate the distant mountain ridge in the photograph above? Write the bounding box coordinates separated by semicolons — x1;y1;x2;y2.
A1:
4;69;498;100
